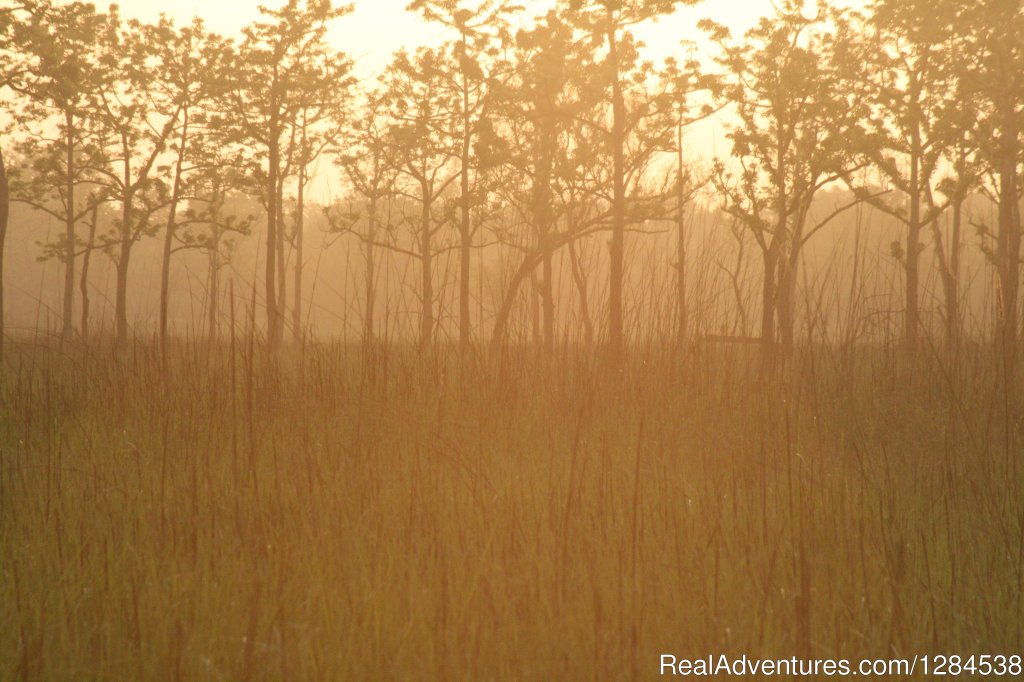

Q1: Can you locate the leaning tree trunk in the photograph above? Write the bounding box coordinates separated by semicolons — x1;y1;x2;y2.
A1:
80;200;98;343
568;239;594;347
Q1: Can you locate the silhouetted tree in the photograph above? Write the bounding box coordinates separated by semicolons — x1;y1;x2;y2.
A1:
379;47;462;350
567;0;698;363
961;0;1024;383
151;17;232;345
225;0;351;347
659;47;720;348
331;93;398;346
705;0;868;366
89;9;184;345
409;0;519;355
8;0;105;342
845;0;958;356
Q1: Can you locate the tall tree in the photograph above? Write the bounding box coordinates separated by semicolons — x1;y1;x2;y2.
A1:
659;48;720;348
8;0;105;343
379;47;462;351
843;0;958;355
495;10;575;355
332;94;398;346
962;0;1024;384
225;0;352;347
150;17;232;345
705;0;868;366
90;9;182;345
408;0;519;356
567;0;697;363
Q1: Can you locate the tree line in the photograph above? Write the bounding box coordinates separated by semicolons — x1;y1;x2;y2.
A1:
0;0;1020;372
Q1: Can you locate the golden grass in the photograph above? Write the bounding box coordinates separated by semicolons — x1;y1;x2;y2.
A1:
1;341;1021;679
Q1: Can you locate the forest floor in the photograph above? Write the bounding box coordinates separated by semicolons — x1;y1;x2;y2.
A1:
1;340;1022;679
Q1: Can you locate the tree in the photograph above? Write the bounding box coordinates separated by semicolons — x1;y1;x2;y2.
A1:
408;0;520;356
331;93;398;346
961;0;1024;383
567;0;698;363
225;0;352;348
174;175;255;343
659;47;720;348
378;47;462;351
90;9;183;345
843;0;959;355
0;0;35;359
7;0;105;343
149;17;232;345
494;10;576;355
705;0;869;367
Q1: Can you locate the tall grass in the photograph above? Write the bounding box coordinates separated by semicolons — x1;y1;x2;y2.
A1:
1;338;1021;679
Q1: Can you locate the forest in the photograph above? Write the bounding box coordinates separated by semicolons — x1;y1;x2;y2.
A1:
1;0;1023;678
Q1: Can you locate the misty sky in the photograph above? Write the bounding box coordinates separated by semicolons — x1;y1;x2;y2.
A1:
93;0;789;200
103;0;778;77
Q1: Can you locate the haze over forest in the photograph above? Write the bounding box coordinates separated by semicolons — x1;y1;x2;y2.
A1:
0;0;1018;365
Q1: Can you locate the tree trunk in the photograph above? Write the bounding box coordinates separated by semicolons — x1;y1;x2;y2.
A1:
947;191;961;355
607;22;625;362
63;111;76;343
419;181;433;351
292;131;306;343
906;98;922;355
115;178;133;346
276;176;287;339
490;249;545;356
160;108;189;346
0;148;8;362
675;136;688;349
266;67;281;348
80;200;98;343
364;196;377;346
760;248;778;370
777;256;796;357
458;48;472;356
568;239;593;347
207;192;223;344
208;241;220;344
115;236;132;345
541;249;554;354
534;123;556;356
997;88;1020;385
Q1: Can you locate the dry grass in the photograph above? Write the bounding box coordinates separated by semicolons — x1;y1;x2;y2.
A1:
1;340;1022;679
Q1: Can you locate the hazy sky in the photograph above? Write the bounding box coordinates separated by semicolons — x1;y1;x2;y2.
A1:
96;0;782;199
103;0;777;79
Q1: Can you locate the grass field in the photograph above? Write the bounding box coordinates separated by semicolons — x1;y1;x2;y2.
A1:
1;340;1022;679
